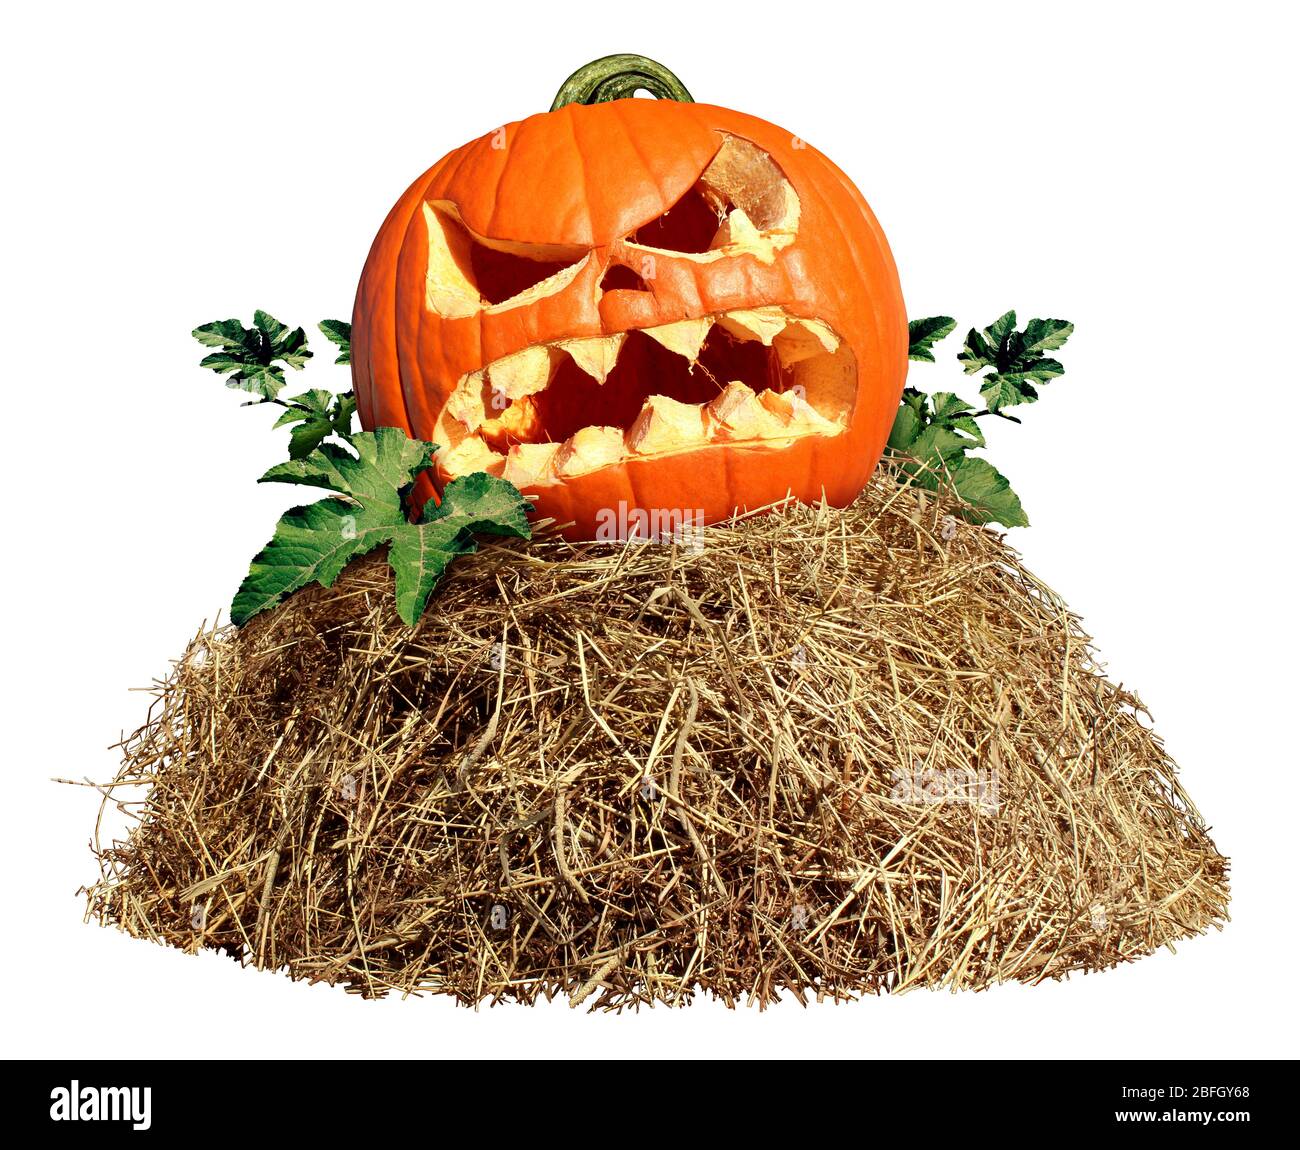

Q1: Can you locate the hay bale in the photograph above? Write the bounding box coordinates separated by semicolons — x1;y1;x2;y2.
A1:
84;474;1228;1005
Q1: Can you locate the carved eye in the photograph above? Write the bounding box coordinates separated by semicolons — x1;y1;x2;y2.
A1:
631;185;726;253
470;244;581;305
626;136;800;261
423;202;588;318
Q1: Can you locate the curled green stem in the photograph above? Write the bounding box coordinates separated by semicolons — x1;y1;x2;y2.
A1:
550;54;693;111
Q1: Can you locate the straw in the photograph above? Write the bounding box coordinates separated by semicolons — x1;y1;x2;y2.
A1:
82;467;1229;1006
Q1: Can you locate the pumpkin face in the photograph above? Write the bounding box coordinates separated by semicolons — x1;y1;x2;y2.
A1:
352;65;907;538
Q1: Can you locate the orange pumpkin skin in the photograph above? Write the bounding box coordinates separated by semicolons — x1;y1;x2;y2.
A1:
352;96;908;538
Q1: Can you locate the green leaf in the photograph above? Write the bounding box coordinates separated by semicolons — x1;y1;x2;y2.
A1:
980;374;1036;411
886;388;1023;527
888;309;1073;528
389;473;534;625
958;311;1017;374
232;430;430;623
196;355;283;400
887;391;925;452
958;328;995;374
273;389;358;459
1020;318;1074;357
272;389;334;426
907;316;956;362
193;311;313;400
985;310;1018;355
979;361;1065;411
231;428;532;626
284;420;334;461
257;427;428;501
193;318;257;353
319;319;352;365
331;392;358;434
958;312;1073;408
930;391;984;439
896;452;1028;529
945;456;1028;527
888;390;983;460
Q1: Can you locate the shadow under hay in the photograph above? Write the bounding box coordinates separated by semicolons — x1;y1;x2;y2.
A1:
83;473;1229;1006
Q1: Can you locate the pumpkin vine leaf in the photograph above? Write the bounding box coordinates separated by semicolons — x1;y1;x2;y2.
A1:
958;310;1074;412
318;319;352;365
893;308;1075;527
193;310;312;399
390;472;535;625
231;427;533;627
887;388;1027;528
273;388;358;459
907;316;957;362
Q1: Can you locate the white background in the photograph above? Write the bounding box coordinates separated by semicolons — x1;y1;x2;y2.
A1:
3;0;1297;1059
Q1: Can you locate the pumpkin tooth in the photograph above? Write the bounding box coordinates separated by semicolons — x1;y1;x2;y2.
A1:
439;436;505;479
479;394;542;445
554;426;625;478
641;317;713;362
486;345;556;400
758;388;840;435
773;317;840;367
626;394;712;455
716;307;789;346
502;442;561;486
793;317;839;353
707;381;789;441
708;207;762;252
445;371;488;432
556;333;625;383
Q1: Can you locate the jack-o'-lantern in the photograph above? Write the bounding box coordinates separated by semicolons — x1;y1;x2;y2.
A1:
352;54;908;537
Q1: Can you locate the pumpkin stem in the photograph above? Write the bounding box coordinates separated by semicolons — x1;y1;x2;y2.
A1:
550;54;693;111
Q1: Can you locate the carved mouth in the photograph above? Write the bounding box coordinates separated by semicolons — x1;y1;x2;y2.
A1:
435;306;855;487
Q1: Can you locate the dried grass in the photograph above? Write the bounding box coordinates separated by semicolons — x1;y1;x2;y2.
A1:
83;470;1229;1005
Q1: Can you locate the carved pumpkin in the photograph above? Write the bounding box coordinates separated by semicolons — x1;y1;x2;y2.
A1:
352;55;907;537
